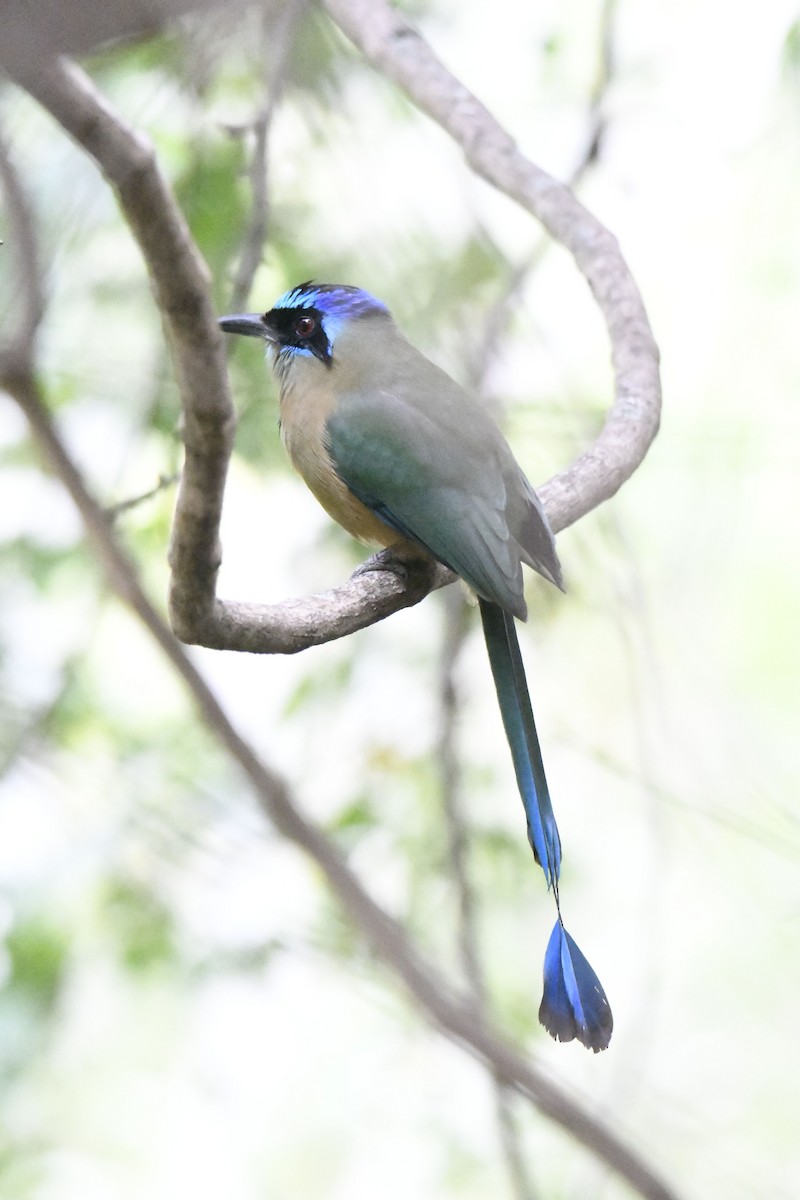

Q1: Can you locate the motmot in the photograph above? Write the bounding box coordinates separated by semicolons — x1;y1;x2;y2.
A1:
219;282;613;1052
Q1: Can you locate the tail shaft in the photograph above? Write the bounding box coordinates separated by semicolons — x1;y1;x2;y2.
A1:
479;597;561;888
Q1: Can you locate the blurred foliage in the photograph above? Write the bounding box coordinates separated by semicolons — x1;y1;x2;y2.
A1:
175;135;250;296
3;917;69;1018
101;876;176;972
783;18;800;75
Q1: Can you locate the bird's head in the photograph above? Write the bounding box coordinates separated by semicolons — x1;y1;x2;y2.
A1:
218;282;390;373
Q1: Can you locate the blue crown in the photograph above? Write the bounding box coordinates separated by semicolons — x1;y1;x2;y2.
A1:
274;282;389;320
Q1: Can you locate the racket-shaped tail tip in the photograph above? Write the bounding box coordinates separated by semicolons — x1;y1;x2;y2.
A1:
539;919;613;1053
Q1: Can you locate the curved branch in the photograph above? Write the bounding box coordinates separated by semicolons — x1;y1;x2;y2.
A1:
18;23;659;655
321;0;661;532
17;57;238;639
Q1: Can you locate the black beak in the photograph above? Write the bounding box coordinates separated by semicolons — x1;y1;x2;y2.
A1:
218;313;272;340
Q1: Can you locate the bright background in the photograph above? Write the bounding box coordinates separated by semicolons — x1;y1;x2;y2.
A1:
1;0;799;1197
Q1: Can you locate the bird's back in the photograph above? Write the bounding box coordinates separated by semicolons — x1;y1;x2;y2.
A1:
324;318;562;618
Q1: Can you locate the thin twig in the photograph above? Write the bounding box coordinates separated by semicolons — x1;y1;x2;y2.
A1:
438;588;484;1001
574;0;618;178
228;0;305;312
105;472;180;519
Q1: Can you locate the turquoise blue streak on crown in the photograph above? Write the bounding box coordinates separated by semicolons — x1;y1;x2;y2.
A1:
274;281;390;320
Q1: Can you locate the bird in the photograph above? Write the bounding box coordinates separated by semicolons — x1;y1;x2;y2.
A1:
219;282;613;1052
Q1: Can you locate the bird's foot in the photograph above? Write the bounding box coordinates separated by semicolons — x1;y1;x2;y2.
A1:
352;547;438;592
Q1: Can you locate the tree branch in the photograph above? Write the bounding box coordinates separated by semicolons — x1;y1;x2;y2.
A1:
17;12;659;656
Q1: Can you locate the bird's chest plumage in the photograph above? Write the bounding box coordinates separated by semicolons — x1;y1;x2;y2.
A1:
278;367;406;548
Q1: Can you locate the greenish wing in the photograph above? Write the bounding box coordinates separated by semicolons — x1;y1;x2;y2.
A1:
326;386;526;617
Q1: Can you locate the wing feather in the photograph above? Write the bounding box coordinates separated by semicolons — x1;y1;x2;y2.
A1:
326;351;558;616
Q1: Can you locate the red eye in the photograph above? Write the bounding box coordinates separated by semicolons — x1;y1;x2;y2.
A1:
294;315;316;338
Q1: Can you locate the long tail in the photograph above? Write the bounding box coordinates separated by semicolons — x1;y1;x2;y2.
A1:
479;598;561;888
479;597;613;1052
